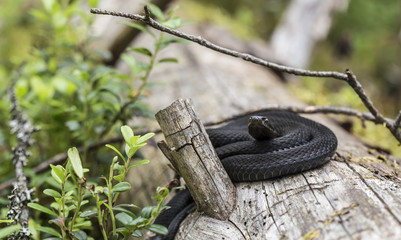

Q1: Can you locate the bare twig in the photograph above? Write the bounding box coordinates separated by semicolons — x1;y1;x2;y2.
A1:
394;110;401;129
90;7;401;145
345;70;385;122
91;8;347;80
204;105;387;127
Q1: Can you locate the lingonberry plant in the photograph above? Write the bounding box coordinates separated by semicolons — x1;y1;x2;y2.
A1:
28;126;172;239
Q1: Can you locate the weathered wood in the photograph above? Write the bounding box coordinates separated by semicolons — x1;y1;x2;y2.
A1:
168;135;401;239
155;99;236;220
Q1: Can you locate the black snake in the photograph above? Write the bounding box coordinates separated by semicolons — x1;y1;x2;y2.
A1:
151;110;338;239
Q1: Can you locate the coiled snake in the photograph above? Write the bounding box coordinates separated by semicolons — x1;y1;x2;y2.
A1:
151;110;338;239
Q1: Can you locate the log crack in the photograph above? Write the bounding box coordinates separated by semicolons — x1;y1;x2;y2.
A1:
322;191;354;239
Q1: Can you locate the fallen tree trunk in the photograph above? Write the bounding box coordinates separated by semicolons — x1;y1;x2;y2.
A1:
154;99;401;240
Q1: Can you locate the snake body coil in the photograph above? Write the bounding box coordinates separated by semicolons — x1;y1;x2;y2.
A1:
151;110;338;239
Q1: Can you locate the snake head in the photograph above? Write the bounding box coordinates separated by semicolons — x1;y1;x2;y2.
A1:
248;116;280;140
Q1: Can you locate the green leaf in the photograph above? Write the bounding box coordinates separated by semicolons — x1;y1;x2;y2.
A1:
113;162;124;172
147;3;165;21
67;147;83;179
129;159;150;169
80;211;98;218
128;216;147;227
141;206;156;218
130;47;152;57
130;135;140;146
125;143;131;157
159;58;179;63
128;145;144;158
50;164;65;184
73;221;92;228
120;21;155;38
112;182;131;192
80;200;89;207
132;229;143;237
115;212;133;225
49;218;64;228
28;203;58;217
0;219;14;224
136;132;155;144
71;230;87;240
112;207;136;218
105;144;126;163
113;174;124;182
116;227;129;237
44;189;61;198
0;224;21;238
145;224;168;236
36;226;62;238
121;125;134;147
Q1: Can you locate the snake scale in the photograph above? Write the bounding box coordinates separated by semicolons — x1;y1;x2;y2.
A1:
151;110;338;240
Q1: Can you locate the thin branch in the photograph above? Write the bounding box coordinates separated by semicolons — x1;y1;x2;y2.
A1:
90;7;401;145
90;8;348;80
345;70;386;123
204;105;384;127
394;110;401;129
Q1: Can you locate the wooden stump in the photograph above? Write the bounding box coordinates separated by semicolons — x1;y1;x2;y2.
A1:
155;98;236;220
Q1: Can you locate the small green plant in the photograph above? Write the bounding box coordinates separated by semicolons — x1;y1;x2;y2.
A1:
28;125;171;239
0;1;187;185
